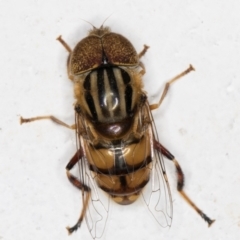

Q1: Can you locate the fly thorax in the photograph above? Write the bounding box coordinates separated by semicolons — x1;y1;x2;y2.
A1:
75;66;142;139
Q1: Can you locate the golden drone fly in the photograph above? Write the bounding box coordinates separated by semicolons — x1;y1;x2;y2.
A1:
21;23;215;239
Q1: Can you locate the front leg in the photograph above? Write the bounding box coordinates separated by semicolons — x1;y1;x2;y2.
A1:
150;65;195;110
154;140;215;227
138;44;150;59
20;115;76;130
56;35;74;81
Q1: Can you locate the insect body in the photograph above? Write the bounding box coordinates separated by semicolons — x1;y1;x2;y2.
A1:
21;25;215;239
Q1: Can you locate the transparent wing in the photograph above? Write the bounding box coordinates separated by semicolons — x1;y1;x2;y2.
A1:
75;114;110;239
141;103;173;227
81;164;110;239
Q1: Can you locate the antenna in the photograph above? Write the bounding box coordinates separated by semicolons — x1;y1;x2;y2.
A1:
100;13;114;28
79;18;96;29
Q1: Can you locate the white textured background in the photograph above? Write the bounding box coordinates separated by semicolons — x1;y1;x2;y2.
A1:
1;0;240;240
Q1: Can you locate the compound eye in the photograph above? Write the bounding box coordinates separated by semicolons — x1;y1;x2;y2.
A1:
102;33;139;66
70;36;103;75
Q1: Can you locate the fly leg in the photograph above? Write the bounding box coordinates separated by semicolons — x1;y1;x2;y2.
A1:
21;115;88;232
56;35;74;81
56;35;72;53
21;37;74;125
20;115;76;130
65;148;91;234
150;65;195;110
138;45;150;76
138;44;150;59
154;140;215;227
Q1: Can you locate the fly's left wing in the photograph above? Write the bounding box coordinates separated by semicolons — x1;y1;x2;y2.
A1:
140;103;173;227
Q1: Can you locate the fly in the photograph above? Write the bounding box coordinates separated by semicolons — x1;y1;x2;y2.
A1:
20;24;215;239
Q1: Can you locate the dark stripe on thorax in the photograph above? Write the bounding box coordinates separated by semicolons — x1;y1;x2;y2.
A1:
83;73;98;120
125;85;133;115
83;74;91;90
120;68;133;115
106;68;120;98
106;68;121;117
97;68;110;118
120;68;131;84
85;92;98;120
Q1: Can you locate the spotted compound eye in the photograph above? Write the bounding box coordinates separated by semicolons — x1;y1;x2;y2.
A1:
70;27;139;75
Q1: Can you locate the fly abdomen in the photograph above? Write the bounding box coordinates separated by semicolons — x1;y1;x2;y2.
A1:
85;132;152;205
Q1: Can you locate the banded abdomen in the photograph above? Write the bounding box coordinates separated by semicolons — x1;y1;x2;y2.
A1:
84;124;152;205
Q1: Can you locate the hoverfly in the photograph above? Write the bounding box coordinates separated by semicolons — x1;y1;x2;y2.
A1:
21;24;215;239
